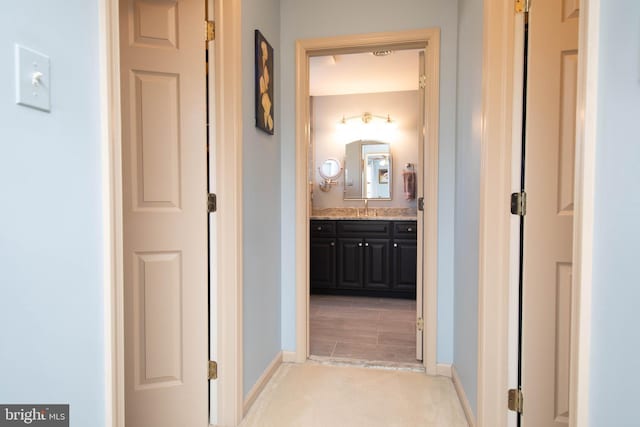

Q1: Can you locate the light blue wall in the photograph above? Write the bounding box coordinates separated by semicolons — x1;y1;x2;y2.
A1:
0;2;105;426
280;0;459;363
453;0;482;416
589;1;640;425
242;0;282;397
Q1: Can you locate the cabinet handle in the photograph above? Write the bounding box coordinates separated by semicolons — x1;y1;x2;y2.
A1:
365;242;369;247
358;243;363;247
330;242;335;247
394;243;398;248
408;227;413;232
317;226;322;231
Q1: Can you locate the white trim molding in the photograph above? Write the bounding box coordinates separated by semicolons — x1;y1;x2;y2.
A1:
294;29;441;375
436;363;452;378
243;352;283;416
282;351;297;363
212;0;244;425
476;0;516;424
452;365;477;427
569;0;599;425
99;0;123;426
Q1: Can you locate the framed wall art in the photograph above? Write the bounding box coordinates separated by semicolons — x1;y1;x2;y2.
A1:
255;30;274;134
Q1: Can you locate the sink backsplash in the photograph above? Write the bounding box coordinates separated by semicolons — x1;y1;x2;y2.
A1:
311;207;417;218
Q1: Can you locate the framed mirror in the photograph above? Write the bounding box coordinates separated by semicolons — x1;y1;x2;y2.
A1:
344;140;391;200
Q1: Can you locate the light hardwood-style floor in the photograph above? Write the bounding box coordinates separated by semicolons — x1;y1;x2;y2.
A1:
240;362;468;427
310;295;418;364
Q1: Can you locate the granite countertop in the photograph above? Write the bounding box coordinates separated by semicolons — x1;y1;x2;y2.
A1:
310;215;418;221
310;207;417;221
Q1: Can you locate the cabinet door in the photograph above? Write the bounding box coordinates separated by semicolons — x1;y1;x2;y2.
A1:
310;238;336;290
337;238;364;288
364;238;392;290
392;239;417;291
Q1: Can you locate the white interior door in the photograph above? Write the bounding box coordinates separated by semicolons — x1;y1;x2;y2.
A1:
521;0;579;425
120;0;209;425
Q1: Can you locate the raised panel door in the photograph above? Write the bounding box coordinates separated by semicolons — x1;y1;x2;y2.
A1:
337;238;363;289
310;238;336;290
392;239;417;292
363;238;392;290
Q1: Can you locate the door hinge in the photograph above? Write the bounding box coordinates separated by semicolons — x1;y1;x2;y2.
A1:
419;74;427;89
508;388;523;414
416;317;424;332
510;191;527;216
417;197;424;211
205;20;215;42
208;360;218;380
208;193;217;213
515;0;530;13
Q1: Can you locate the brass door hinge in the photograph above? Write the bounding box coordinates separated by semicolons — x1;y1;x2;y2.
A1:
515;0;530;13
416;317;424;332
208;193;217;213
205;20;215;42
417;197;424;211
508;388;523;414
208;360;218;380
419;74;427;89
511;192;527;216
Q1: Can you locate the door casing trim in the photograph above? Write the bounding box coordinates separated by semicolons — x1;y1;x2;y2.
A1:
100;0;244;425
293;28;441;375
477;0;598;426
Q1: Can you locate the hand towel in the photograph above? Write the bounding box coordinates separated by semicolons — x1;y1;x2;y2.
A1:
403;171;416;200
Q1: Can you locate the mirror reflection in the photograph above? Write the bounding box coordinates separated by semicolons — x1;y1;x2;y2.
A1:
344;140;391;200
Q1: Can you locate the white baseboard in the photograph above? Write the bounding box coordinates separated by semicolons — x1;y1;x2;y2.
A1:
282;351;297;363
436;363;452;377
243;351;283;416
451;365;476;427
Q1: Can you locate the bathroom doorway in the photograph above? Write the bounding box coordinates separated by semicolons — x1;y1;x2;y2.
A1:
293;29;440;374
308;48;424;365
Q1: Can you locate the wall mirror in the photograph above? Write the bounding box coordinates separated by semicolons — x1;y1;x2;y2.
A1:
344;140;392;200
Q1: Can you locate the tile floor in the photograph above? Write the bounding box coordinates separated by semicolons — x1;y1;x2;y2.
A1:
239;362;469;427
310;295;419;364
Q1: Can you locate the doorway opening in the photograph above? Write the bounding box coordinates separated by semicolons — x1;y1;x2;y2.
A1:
293;29;440;375
308;49;424;365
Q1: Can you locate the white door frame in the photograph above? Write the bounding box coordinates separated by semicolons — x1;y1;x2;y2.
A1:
294;29;440;375
99;0;244;426
477;0;599;426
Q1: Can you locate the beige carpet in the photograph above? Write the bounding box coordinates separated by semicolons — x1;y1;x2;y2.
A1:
240;362;469;427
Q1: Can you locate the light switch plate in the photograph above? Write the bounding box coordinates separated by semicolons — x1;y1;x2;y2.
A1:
15;44;51;112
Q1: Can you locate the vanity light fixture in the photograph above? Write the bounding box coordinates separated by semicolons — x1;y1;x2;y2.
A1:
339;112;394;126
337;112;397;144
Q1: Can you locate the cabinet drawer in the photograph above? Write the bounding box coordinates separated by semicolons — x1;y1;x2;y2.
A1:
393;221;417;237
336;220;391;237
310;220;336;236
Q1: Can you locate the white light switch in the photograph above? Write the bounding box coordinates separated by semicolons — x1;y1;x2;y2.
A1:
15;44;51;112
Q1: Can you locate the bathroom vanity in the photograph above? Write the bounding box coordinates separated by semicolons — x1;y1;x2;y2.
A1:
310;219;417;299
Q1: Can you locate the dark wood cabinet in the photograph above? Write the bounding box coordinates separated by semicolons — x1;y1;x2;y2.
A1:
310;219;417;298
310;237;336;289
392;239;417;291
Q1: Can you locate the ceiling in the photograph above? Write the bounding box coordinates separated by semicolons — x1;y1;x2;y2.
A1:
309;49;421;97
